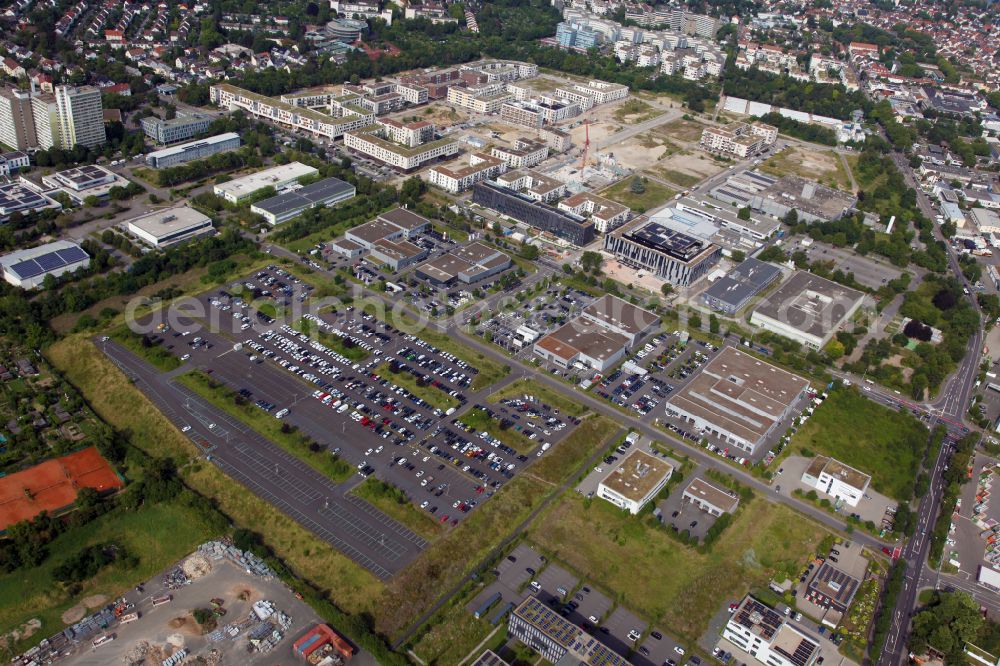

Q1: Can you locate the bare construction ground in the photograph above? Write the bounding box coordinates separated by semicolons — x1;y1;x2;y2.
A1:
759;146;855;192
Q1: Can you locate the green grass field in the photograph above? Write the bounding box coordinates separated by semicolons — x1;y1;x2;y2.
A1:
352;478;442;541
530;416;620;485
177;370;354;484
599;177;676;214
110;326;180;371
613;99;661;124
529;495;828;641
0;501;219;655
654;168;702;189
791;388;928;501
377;362;459;411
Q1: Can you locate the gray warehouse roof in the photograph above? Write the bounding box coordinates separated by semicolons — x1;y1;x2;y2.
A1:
252;177;355;216
702;258;782;310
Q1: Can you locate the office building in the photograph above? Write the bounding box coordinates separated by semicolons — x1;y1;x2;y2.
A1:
558;191;630;233
213;162;319;204
335;207;431;269
250;176;356;226
41;164;129;203
749;272;866;349
141;113;213;144
508;596;629;666
579;294;660;345
54;85;106;149
0;151;30;178
0;181;62;219
603;218;721;286
800;457;871;508
664;347;810;454
415;241;511;287
0;240;89;289
144;132;241;169
427;152;506;193
803;541;867;618
682;477;740;516
472;181;594;246
701;258;782;314
723;596;820;666
596;449;673;514
126;206;215;248
0;88;37;150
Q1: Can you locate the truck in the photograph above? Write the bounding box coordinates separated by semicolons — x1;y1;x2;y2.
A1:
151;595;173;607
119;612;140;624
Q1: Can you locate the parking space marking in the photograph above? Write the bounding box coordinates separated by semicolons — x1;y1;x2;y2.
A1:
342;494;430;548
318;503;412;560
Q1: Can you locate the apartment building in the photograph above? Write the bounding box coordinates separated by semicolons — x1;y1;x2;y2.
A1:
211;84;375;140
495;169;565;203
700;122;777;159
447;84;513;114
490;138;549;169
344;120;460;172
427;152;507;193
54;85;106;149
557;191;630;233
0;88;36;151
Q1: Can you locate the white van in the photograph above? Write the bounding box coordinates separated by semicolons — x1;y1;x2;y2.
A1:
275;408;290;419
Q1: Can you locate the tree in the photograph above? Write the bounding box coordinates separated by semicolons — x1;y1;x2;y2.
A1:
661;283;673;297
629;176;646;194
730;250;746;263
520;244;539;260
824;338;846;359
737;206;752;220
709;314;720;334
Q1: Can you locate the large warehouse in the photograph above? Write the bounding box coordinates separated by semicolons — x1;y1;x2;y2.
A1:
126;206;215;248
414;242;511;286
250;176;356;226
664;346;810;455
144;132;241;169
0;240;90;289
213;162;318;204
749;271;867;349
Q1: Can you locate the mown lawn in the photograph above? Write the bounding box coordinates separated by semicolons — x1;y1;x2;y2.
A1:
599;177;676;214
529;495;828;642
377;362;459;411
176;370;354;484
351;477;442;541
487;379;589;418
790;388;928;501
0;501;219;655
46;336;384;616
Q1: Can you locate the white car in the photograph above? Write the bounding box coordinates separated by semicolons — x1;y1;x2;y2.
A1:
674;647;685;656
180;354;190;361
420;500;429;509
180;425;191;433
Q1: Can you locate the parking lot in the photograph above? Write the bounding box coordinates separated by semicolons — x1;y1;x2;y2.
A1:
476;287;596;357
115;267;588;555
786;237;912;290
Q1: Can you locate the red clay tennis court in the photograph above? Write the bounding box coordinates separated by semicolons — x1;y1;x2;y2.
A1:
0;447;123;531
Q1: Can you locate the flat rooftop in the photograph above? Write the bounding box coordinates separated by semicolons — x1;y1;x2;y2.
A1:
432;153;504;179
618;219;715;264
146;132;240;160
770;623;819;666
582;294;658;337
348;124;457;158
417;241;509;282
379;207;431;231
372;237;424;261
804;456;871;493
214;162;318;198
536;321;630;363
683;476;740;513
600;449;672;502
348;219;400;245
561;191;628;222
127;206;212;237
666;346;810;444
702;258;782;309
752;271;865;340
251;176;355;215
0;240;89;281
497;169;564;196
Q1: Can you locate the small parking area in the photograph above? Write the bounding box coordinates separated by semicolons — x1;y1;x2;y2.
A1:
567;585;613;627
773;455;896;526
601;606;648;656
657;480;715;542
787;238;912;290
476;288;596;357
576;437;678;499
949;454;1000;576
636;628;686;666
532;563;580;607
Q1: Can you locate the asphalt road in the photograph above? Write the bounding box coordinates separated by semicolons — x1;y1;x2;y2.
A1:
100;339;428;581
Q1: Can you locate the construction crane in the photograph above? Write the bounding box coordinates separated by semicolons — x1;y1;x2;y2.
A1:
579;119;590;170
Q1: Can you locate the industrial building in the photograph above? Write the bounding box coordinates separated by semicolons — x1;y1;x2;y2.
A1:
414;242;511;286
212;162;319;204
557;192;630;233
603;218;721;286
472;181;595;246
701;258;782;314
250;176;356;226
507;596;628;666
534;295;657;371
749;271;866;349
723;596;820;666
681;477;741;516
0;181;62;219
0;240;90;289
427;153;507;193
126;206;215;248
140;113;213;144
664;346;810;454
596;449;673;514
800;456;871;508
710;171;857;223
144;132;241;169
335;208;431;270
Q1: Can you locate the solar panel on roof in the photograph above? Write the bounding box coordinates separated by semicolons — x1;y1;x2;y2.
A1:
34;252;64;271
56;246;88;263
9;259;43;279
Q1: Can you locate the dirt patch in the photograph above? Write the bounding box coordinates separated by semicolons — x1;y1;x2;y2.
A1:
0;618;42;648
181;553;212;579
647;151;727;188
83;594;108;608
168;617;187;629
760;146;851;191
61;606;87;624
